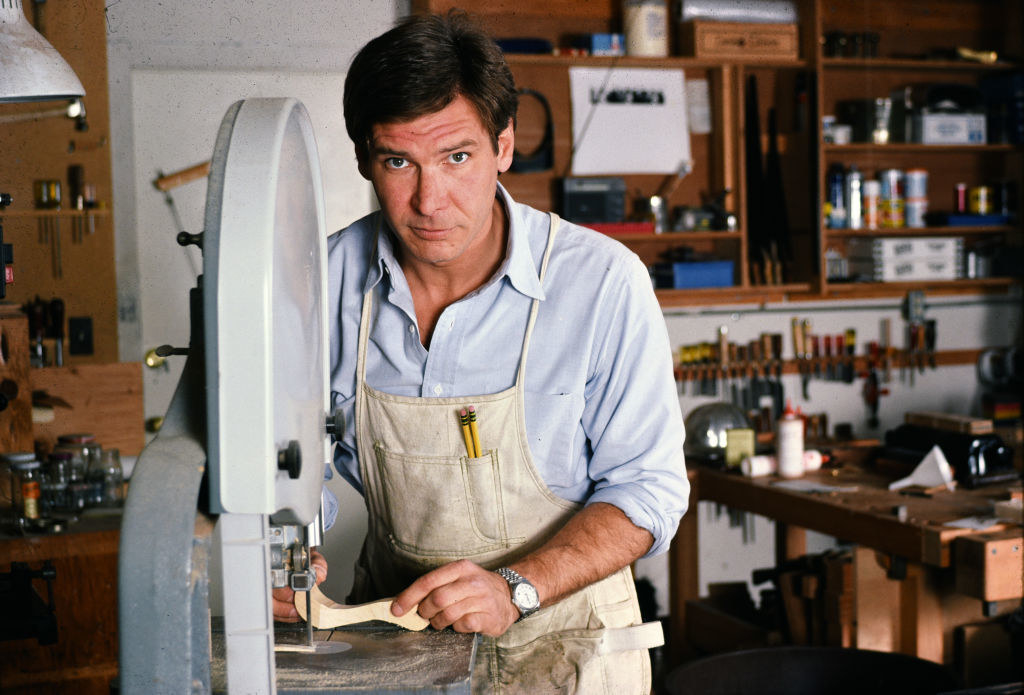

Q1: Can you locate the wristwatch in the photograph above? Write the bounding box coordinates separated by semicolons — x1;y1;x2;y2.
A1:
496;567;540;621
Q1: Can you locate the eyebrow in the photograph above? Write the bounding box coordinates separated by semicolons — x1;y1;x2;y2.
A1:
370;138;479;158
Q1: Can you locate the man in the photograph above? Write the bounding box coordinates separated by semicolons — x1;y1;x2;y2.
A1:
274;11;688;692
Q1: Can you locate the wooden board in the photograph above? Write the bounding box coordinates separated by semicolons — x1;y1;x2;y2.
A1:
954;530;1024;602
0;0;118;365
30;363;145;456
0;311;34;453
0;517;120;695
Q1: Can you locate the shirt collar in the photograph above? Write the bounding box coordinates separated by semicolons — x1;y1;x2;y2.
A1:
362;182;546;301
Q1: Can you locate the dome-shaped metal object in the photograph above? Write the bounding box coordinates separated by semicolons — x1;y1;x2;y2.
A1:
683;402;752;463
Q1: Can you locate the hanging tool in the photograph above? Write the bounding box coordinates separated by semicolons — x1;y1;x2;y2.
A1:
843;328;857;383
770;333;785;417
880;318;892;383
924;319;937;369
718;326;730;401
49;298;64;367
823;335;834;381
810;334;821;381
862;341;889;429
792;317;807;399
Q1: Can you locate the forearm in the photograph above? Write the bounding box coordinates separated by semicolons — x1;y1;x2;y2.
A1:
510;502;653;607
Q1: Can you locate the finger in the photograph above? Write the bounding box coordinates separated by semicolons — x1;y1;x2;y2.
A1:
272;587;299;621
309;550;328;584
393;560;477;616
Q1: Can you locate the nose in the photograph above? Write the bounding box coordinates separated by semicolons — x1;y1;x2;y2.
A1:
412;168;446;216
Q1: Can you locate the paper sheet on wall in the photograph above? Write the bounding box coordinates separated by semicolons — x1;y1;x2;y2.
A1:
569;66;691;175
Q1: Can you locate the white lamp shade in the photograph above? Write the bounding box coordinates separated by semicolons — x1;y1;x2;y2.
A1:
0;0;85;103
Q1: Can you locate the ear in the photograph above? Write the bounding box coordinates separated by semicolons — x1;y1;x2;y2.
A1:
495;118;515;173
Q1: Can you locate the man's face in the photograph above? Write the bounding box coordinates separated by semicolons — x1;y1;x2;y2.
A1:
361;95;514;270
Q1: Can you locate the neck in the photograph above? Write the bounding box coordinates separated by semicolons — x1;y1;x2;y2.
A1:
400;197;509;347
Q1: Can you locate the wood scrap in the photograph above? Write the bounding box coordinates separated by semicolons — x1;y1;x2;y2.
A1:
294;585;428;631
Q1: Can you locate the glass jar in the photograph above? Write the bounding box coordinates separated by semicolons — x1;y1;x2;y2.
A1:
2;452;37;527
85;443;106;507
100;449;124;507
55;433;98;484
12;457;43;521
45;451;73;512
623;0;668;57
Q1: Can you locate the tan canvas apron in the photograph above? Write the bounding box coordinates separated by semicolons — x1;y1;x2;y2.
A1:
350;213;663;693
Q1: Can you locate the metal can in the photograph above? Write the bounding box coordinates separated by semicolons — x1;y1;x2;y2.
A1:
954;183;968;213
904;169;928;199
825;163;846;228
845;166;864;229
879;168;904;228
862;179;881;229
969;186;992;214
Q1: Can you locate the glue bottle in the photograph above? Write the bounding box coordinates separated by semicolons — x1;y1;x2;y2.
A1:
776;399;804;478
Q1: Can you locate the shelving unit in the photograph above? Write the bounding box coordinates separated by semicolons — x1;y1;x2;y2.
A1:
813;0;1024;297
412;0;1022;307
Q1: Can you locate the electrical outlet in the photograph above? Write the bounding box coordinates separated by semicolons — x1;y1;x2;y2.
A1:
69;316;93;355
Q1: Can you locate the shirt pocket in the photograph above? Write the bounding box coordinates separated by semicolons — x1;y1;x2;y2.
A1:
373;443;521;560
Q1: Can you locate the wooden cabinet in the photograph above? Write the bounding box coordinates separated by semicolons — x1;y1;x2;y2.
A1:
414;0;1022;307
811;0;1024;299
0;518;120;694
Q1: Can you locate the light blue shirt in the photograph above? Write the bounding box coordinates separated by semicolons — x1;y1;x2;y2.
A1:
324;183;688;558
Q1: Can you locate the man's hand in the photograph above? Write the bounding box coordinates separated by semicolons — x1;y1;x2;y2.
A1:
272;549;328;622
391;559;519;636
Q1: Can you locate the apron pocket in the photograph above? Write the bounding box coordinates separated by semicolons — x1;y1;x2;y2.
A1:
374;443;519;557
484;627;652;695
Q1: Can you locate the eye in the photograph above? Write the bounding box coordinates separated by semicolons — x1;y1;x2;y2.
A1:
384;157;408;169
449;152;469;164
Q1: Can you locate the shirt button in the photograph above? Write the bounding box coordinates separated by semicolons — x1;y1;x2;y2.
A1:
408;325;415;333
433;384;443;396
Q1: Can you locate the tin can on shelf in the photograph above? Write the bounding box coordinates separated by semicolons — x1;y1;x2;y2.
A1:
879;168;904;228
904;168;928;228
954;183;968;214
862;179;881;229
969;186;992;214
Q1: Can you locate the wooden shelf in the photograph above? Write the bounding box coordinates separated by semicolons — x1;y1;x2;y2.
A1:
822;57;1020;72
0;208;111;219
608;231;742;244
657;283;811;308
674;348;983;380
815;277;1018;299
824;143;1021;154
824;225;1016;239
505;53;808;69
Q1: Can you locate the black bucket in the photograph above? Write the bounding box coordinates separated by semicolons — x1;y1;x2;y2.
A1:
663;646;959;695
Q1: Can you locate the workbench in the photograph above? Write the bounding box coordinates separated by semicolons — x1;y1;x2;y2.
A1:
668;454;1023;667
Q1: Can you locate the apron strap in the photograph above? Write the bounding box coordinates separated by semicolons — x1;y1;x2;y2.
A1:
515;212;561;389
595;621;665;654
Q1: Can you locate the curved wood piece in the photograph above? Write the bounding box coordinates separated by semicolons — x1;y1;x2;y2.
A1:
294;585;429;631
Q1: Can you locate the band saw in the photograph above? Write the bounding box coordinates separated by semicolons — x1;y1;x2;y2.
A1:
118;98;476;694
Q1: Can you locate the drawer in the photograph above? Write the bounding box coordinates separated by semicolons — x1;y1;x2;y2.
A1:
678;21;799;59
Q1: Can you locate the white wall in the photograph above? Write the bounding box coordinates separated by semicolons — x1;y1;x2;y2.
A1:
106;0;407;602
105;1;1023;616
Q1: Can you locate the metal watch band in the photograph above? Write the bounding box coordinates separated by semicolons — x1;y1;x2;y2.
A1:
495;567;539;621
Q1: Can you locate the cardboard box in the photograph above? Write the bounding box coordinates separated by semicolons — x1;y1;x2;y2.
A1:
913;112;987;144
653;260;734;289
677;21;798;59
847;256;962;282
846;237;964;261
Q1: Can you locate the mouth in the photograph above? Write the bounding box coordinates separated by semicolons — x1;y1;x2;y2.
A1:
410;225;454;240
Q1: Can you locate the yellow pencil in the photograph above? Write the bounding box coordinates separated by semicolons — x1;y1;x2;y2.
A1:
459;409;474;457
468;405;482;457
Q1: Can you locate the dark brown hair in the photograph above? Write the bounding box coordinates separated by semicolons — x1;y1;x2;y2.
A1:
343;11;518;161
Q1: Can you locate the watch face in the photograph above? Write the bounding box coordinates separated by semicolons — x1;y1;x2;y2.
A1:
513;582;539;610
